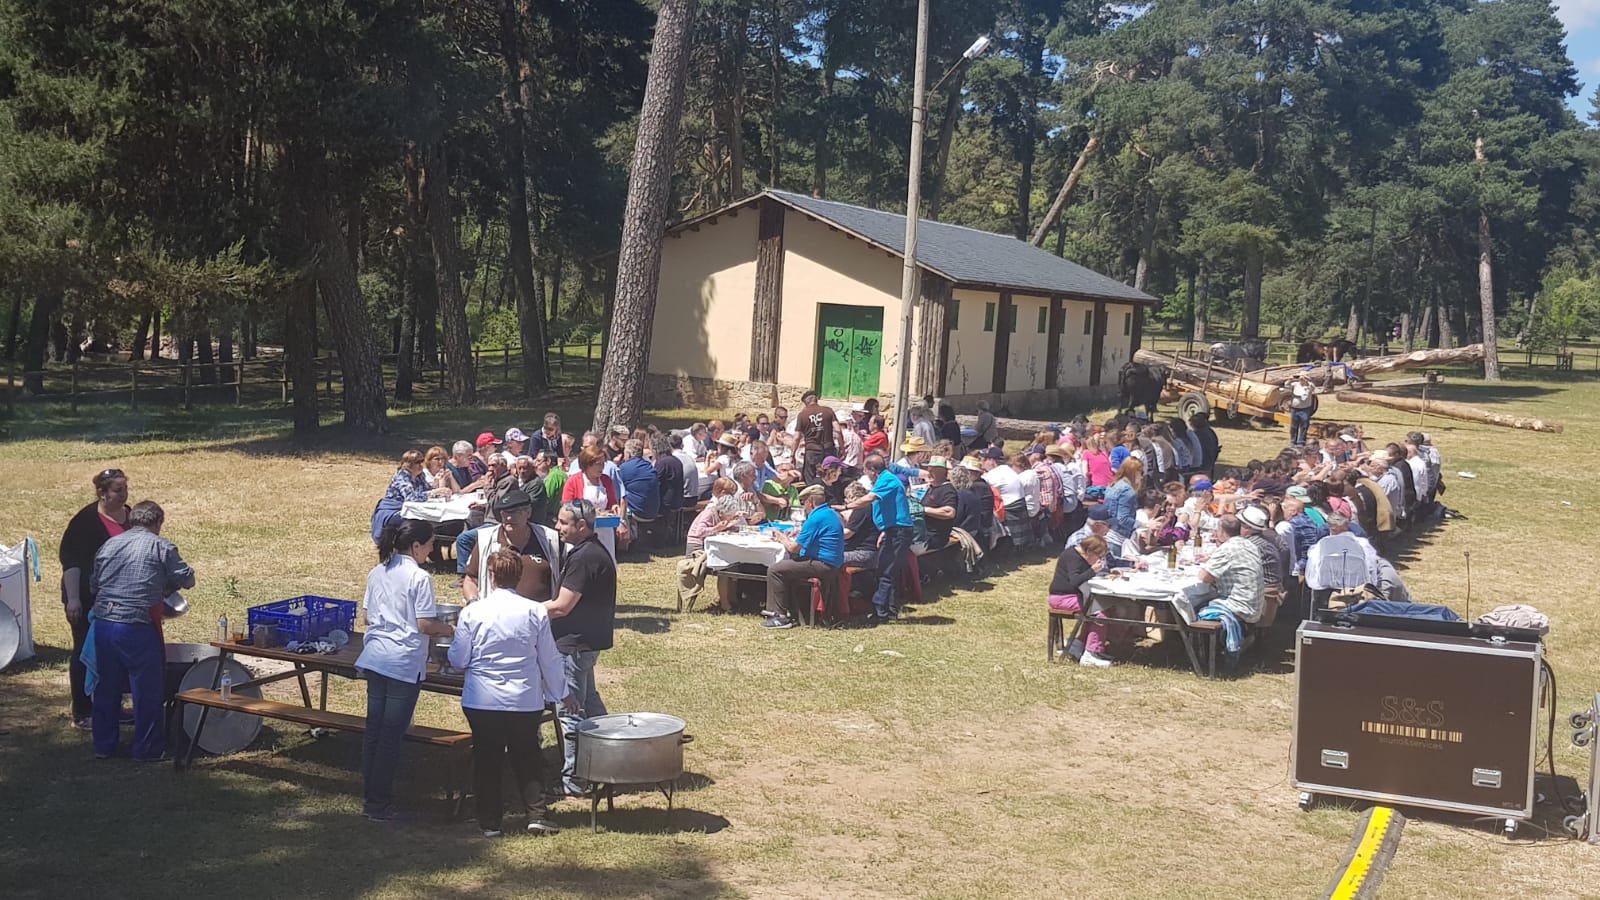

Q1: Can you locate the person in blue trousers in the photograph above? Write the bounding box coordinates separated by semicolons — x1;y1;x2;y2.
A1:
89;501;195;760
846;454;913;625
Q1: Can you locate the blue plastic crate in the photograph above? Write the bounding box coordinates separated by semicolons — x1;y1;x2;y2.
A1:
247;596;357;643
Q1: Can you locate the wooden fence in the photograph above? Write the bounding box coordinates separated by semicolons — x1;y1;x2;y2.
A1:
1;339;602;413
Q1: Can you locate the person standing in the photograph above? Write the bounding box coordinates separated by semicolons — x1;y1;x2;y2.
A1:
847;455;913;625
89;500;194;760
796;390;839;483
545;499;618;797
355;519;453;821
1286;373;1316;448
761;485;844;629
59;468;131;729
448;548;577;838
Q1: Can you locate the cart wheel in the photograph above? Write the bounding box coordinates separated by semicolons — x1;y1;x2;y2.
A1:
1571;711;1592;730
1503;818;1518;837
1298;792;1316;812
1573;729;1592;748
1564;814;1585;838
1177;392;1209;423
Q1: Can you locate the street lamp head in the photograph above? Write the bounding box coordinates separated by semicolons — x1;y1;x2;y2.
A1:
963;35;993;60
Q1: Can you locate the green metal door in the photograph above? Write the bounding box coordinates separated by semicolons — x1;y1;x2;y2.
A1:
816;305;882;398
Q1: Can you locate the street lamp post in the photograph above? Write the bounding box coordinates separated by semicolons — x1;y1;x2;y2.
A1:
891;23;992;439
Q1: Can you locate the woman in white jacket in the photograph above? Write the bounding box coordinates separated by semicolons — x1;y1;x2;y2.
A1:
448;548;577;838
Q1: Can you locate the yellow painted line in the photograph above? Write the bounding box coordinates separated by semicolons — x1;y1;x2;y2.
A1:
1329;806;1395;900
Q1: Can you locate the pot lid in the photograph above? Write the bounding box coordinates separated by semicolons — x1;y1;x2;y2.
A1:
578;712;686;740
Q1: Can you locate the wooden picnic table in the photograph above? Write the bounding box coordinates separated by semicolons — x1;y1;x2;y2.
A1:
1047;568;1225;678
173;635;557;814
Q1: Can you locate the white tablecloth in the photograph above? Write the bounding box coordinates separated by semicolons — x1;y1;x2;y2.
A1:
703;532;789;570
402;492;483;523
1085;559;1209;624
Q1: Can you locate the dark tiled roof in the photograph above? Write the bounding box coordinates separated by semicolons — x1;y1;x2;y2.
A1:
764;189;1156;304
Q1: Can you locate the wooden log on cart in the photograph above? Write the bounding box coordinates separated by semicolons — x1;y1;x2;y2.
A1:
1133;350;1282;408
1251;344;1486;385
1334;389;1562;433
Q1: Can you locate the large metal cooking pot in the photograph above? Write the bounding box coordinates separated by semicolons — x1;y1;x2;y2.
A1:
429;604;463;666
575;713;692;785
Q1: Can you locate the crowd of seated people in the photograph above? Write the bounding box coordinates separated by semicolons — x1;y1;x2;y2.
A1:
365;394;1446;647
1048;412;1446;670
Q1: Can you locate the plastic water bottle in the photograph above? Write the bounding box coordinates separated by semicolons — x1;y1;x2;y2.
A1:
218;615;229;643
220;672;233;701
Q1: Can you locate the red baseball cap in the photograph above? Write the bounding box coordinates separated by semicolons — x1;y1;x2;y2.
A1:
475;431;501;449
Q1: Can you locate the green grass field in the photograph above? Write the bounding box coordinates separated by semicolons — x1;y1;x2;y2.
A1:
2;367;1598;899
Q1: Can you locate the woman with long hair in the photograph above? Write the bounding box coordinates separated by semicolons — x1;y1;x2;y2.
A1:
1103;456;1144;539
58;468;132;728
353;519;453;821
1081;433;1115;488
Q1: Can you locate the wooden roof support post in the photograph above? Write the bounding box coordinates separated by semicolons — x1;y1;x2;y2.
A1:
915;275;952;399
992;291;1013;394
750;198;785;383
1045;295;1064;390
1089;300;1107;386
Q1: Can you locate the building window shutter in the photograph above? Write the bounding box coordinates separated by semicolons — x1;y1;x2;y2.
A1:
1083;310;1093;335
983;302;995;332
1010;306;1018;332
1037;307;1047;333
1124;312;1132;336
949;300;959;330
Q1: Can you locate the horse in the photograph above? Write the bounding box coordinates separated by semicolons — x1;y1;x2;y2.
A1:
1296;339;1359;364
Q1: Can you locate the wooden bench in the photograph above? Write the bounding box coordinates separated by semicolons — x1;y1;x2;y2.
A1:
174;688;476;812
1047;603;1225;677
175;689;473;748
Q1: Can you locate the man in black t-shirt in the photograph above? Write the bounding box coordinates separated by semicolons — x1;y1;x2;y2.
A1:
919;456;959;549
840;481;880;570
546;498;618;796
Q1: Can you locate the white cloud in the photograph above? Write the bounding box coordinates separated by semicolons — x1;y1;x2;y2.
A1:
1558;0;1600;32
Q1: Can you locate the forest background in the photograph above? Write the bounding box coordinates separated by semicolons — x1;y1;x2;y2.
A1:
5;0;1600;432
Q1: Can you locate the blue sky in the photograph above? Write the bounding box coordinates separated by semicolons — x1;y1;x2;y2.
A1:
1564;0;1600;119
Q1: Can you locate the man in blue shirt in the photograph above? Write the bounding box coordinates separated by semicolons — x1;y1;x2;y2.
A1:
616;439;661;521
761;485;844;629
846;454;914;624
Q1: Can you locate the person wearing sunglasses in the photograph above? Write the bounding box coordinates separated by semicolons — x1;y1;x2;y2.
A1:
58;468;130;729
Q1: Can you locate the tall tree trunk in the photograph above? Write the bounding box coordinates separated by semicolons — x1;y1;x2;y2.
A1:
150;310;162;360
1345;300;1360;343
1132;190;1159;293
547;251;564;339
23;291;60;394
196;327;215;384
421;145;478;406
5;293;23;361
497;0;550;395
766;0;782;186
593;0;697;433
284;276;320;437
812;64;832;198
925;70;967;221
1474;136;1501;380
1030;135;1099;246
1420;298;1435;349
218;326;235;386
130;310;152;362
310;197;388;432
1015;136;1035;241
395;297;416;402
1400;310;1413;351
1241;253;1263;339
1193;267;1209;343
727;6;749;199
